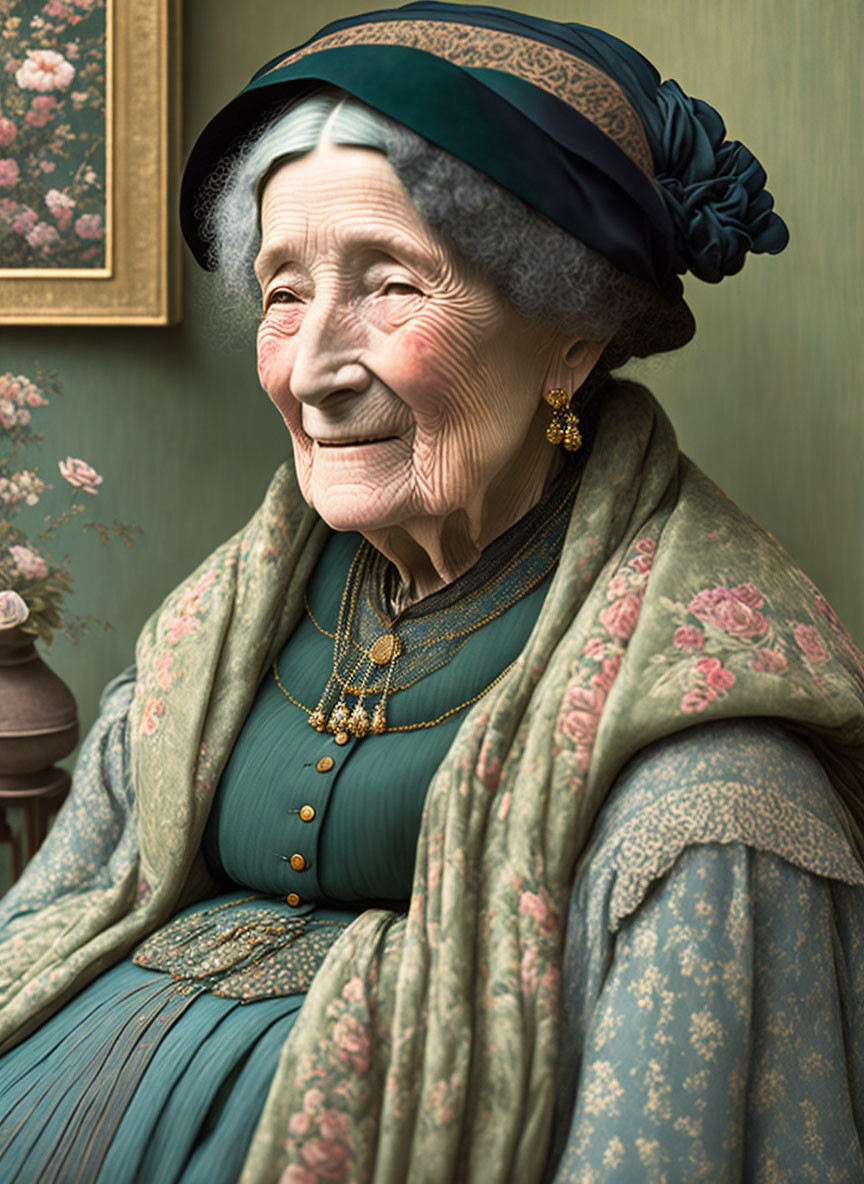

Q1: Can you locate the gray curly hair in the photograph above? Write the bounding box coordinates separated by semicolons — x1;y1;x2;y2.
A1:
199;89;694;394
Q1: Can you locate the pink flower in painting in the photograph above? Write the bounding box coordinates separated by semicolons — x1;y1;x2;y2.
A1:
0;119;15;148
688;585;768;640
606;572;633;601
793;624;829;665
0;159;20;187
25;221;60;251
11;206;38;234
59;456;102;494
65;42;81;60
15;49;76;92
680;685;718;713
39;160;56;174
45;189;72;212
74;212;104;240
599;592;642;641
300;1137;350;1179
4;61;21;75
673;625;704;650
8;544;49;579
630;554;654;574
44;0;75;16
25;95;57;127
695;656;736;690
750;648;788;674
140;695;165;736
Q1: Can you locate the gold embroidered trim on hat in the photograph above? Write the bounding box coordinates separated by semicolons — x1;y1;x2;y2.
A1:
265;20;654;176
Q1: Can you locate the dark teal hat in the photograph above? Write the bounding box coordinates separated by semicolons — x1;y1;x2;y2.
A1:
180;2;789;302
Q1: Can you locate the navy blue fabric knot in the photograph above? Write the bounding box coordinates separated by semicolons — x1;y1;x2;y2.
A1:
655;80;789;283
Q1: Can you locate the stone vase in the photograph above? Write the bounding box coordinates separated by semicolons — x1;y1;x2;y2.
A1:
0;624;79;874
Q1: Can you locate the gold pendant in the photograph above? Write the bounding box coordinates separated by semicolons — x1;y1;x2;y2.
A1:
369;633;402;665
349;703;369;738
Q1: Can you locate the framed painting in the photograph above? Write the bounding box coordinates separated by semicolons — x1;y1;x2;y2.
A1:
0;0;181;324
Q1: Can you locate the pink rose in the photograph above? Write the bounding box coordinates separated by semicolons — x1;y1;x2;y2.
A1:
303;1088;325;1113
635;537;657;556
750;648;788;674
140;695;164;736
695;656;736;690
582;637;608;661
793;624;829;665
25;95;57;127
11;206;37;235
731;582;764;608
680;686;718;713
590;653;621;693
74;212;104;240
300;1137;350;1179
288;1111;312;1138
333;1014;370;1072
8;544;48;579
688;585;768;640
606;572;633;601
559;683;605;747
319;1109;351;1144
25;221;60;251
341;976;364;1002
0;119;15;147
599;592;642;641
0;159;20;187
629;554;653;574
58;456;103;494
673;625;704;650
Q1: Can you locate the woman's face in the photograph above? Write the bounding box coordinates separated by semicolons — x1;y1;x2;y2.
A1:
255;143;578;537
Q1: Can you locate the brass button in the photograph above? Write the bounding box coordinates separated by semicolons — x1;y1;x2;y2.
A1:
299;804;316;822
286;892;301;907
289;853;307;872
334;732;349;746
316;756;334;773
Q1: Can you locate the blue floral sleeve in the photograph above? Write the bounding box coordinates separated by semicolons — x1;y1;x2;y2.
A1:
548;720;864;1182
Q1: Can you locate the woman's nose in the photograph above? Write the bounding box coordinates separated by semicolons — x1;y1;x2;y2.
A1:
289;298;370;406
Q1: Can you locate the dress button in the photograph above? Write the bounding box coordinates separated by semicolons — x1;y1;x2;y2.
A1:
299;804;316;822
334;732;349;746
316;756;334;773
286;892;301;907
289;853;307;872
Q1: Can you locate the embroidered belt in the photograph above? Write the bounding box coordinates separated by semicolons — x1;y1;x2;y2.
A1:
132;897;348;1001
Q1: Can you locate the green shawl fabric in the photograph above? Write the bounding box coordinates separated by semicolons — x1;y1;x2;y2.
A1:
1;382;863;1182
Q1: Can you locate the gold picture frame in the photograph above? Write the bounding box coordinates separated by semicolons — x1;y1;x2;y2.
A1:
0;0;181;325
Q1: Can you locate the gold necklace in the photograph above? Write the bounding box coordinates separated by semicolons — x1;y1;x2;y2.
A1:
274;468;579;741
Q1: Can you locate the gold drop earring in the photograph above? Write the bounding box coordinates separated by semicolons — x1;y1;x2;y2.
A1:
544;388;582;452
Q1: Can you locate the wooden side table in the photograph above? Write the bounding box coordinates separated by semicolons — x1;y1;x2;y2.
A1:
0;768;71;885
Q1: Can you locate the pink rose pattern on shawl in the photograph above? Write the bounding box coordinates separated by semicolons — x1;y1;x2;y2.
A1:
135;568;220;737
559;536;656;772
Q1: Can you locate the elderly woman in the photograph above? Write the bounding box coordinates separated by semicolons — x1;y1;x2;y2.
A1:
2;4;864;1182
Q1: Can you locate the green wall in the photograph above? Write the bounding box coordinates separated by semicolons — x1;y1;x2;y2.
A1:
1;0;861;883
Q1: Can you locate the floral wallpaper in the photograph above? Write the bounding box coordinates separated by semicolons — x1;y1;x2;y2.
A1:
0;0;107;270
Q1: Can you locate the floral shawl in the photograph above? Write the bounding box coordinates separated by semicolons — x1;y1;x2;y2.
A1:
1;382;863;1182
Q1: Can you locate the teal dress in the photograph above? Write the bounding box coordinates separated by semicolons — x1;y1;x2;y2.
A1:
3;472;864;1181
0;489;566;1183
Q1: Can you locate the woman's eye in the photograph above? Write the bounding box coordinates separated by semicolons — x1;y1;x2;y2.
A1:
381;281;422;297
264;289;301;310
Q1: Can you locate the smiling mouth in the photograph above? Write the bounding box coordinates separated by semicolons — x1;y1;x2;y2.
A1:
315;436;400;448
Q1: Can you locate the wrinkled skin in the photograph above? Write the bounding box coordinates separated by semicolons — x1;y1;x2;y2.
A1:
256;143;608;603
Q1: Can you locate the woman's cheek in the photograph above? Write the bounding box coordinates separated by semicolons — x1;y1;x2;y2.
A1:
380;322;462;414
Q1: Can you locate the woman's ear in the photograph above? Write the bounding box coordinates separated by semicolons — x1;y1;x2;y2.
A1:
543;333;613;397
